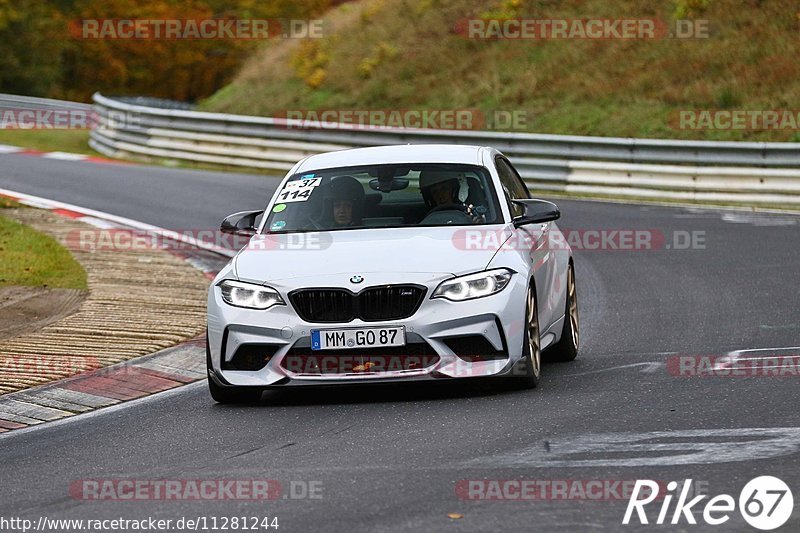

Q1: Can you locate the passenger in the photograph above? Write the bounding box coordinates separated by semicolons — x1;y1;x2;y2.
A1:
323;175;365;227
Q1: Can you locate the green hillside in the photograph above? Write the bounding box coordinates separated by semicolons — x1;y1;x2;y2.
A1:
201;0;800;141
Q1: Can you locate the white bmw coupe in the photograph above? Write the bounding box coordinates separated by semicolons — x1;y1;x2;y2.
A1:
207;144;578;402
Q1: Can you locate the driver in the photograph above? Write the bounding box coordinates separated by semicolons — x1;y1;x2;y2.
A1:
323;175;365;227
419;171;485;222
420;171;461;209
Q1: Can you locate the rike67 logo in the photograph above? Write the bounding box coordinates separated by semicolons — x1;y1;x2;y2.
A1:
623;477;793;530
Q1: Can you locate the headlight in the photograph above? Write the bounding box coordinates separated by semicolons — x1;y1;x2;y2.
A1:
432;269;513;301
218;280;285;310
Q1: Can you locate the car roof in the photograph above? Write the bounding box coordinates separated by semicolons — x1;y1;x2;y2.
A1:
294;144;489;173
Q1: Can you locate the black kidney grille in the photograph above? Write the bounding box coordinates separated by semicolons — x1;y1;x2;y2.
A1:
290;285;425;323
290;289;354;322
359;285;425;320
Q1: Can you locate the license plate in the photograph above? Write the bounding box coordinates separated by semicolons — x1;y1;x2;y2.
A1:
311;326;405;351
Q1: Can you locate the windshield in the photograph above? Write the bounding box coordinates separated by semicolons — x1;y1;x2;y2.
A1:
263;163;502;233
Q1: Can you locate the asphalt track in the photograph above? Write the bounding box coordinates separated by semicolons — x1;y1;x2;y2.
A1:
1;153;799;532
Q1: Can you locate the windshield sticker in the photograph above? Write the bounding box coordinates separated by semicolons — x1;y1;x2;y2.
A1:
301;173;316;180
277;178;321;202
272;203;287;213
270;220;286;231
284;177;322;190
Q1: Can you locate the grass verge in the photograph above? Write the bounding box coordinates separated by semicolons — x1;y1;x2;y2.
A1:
0;129;94;155
0;202;88;289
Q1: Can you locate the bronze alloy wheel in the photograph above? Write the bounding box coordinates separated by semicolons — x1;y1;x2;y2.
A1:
545;263;579;362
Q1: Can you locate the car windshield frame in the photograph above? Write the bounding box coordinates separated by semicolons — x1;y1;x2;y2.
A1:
260;163;504;234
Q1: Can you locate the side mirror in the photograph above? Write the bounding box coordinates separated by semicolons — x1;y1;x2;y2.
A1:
220;210;262;236
511;200;560;228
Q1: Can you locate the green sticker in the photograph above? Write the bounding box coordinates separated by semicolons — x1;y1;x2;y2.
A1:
272;203;287;213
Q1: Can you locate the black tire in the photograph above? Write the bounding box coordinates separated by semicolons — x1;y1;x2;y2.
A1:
508;284;541;389
545;263;579;362
206;330;263;404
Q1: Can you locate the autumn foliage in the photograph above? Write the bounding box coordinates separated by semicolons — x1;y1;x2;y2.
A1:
0;0;334;102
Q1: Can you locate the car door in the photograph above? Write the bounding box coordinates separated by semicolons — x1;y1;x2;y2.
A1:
495;156;561;333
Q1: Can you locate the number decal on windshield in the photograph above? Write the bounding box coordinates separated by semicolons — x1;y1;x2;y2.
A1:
277;178;322;202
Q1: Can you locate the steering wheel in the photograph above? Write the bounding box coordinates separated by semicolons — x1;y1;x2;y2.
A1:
420;206;473;226
429;203;468;213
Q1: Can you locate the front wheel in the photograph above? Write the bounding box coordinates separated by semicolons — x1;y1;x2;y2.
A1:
508;284;541;389
545;263;579;362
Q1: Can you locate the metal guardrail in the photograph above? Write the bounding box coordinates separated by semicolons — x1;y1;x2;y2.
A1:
0;93;91;113
106;96;196;111
90;92;800;205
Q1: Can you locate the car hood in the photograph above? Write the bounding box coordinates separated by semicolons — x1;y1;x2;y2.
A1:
234;226;511;283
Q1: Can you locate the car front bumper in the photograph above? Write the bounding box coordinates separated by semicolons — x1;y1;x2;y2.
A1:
207;271;529;388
